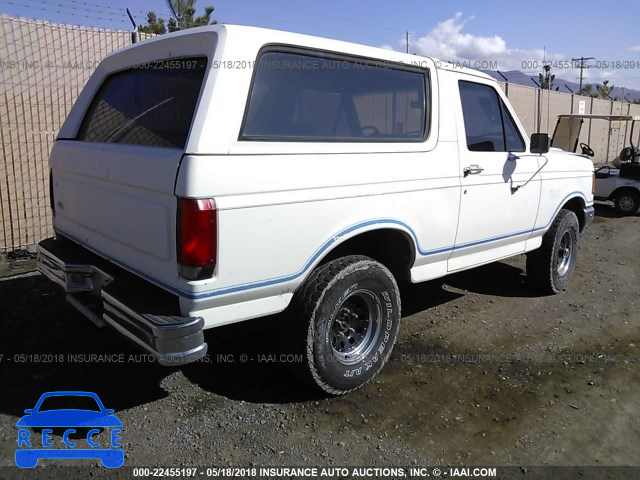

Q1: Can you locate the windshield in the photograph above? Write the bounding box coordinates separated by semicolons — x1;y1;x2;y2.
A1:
551;117;583;152
37;395;102;412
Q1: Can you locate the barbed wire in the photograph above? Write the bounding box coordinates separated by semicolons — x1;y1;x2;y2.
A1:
6;0;130;24
5;0;173;26
33;0;150;17
232;0;402;35
5;0;403;45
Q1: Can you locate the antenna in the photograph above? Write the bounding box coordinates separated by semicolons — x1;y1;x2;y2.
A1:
126;8;138;44
167;0;179;29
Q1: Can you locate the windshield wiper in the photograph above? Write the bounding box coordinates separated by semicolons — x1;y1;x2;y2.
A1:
104;96;175;143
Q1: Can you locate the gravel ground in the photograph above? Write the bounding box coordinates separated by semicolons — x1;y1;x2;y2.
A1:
0;204;638;477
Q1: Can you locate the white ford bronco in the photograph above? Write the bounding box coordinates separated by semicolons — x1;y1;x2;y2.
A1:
38;25;595;395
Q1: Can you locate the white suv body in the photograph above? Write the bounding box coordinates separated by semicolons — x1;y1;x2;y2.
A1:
38;25;594;394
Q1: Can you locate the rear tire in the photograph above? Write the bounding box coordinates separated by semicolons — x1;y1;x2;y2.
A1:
289;255;401;395
614;190;640;215
526;209;579;294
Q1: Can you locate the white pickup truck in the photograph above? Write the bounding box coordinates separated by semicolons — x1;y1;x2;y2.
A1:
38;25;595;395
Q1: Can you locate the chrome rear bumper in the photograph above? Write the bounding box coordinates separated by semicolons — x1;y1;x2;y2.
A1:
37;237;207;366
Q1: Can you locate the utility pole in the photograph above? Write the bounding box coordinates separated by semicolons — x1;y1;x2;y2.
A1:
406;31;409;54
571;56;594;93
531;77;542;132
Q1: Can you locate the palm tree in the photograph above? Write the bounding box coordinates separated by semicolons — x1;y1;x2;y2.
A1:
597;80;614;100
139;0;215;34
538;65;555;90
539;72;555;90
166;0;216;30
139;11;167;34
578;83;597;98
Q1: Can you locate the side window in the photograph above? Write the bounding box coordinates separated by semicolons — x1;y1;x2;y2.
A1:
459;81;525;152
501;101;525;152
241;50;428;141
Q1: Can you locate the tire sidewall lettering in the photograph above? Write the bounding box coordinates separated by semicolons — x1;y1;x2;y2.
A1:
313;264;400;387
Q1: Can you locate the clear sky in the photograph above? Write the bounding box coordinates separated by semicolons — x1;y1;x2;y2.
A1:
3;0;640;89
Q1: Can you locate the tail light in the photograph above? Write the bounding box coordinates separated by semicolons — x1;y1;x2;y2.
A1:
592;173;596;194
177;198;217;280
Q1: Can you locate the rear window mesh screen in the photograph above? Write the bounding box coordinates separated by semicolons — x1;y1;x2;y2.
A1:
78;57;207;148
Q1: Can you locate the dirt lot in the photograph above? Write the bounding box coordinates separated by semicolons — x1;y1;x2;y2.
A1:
0;204;638;477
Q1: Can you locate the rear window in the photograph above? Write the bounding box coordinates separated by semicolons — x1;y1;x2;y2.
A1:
241;50;428;141
78;57;207;148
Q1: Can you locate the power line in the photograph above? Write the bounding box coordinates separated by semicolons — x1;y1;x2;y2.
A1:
7;1;127;23
214;7;373;40
38;0;150;17
6;0;130;23
6;0;172;26
9;0;405;46
232;0;403;34
571;56;595;93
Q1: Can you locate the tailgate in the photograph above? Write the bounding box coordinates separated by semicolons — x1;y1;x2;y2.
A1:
51;141;183;288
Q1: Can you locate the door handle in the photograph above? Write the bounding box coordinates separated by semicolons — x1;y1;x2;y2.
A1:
463;165;484;177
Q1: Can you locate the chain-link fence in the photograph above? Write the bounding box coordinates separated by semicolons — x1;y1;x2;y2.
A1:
0;15;152;253
1;14;640;252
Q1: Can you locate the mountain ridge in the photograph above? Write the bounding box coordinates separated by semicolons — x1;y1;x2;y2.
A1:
480;69;640;103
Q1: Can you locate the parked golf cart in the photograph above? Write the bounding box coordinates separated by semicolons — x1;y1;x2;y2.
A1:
551;114;640;215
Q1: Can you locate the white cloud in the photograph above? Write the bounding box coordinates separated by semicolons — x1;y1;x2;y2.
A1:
386;13;640;90
629;45;640;52
405;12;562;72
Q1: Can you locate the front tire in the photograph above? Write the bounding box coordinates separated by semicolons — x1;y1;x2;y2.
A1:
614;190;640;215
290;255;401;395
526;209;580;294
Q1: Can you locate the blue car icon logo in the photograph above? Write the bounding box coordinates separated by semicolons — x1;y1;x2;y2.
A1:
15;391;123;468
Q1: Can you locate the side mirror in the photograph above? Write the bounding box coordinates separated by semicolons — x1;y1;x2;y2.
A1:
530;133;550;154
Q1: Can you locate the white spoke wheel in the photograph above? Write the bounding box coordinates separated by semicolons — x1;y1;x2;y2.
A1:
527;209;580;294
289;255;401;395
330;289;382;365
556;231;575;277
